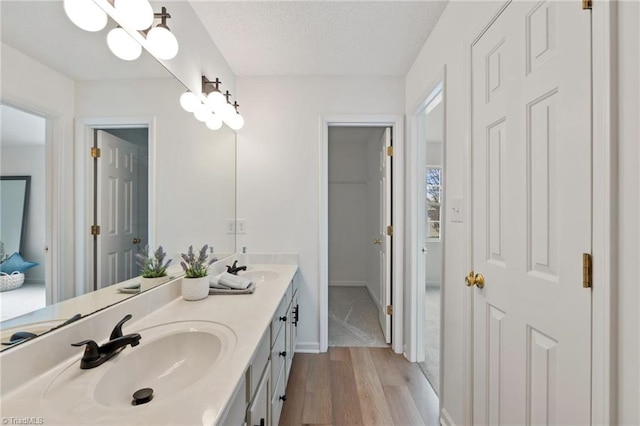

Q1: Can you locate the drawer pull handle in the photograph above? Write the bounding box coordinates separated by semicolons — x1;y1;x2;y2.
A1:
293;304;299;326
279;351;287;357
254;418;265;426
279;395;287;402
279;316;287;322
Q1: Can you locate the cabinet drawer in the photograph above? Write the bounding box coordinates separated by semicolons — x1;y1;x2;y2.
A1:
270;360;287;426
270;295;289;346
270;319;286;387
247;361;270;426
249;330;270;400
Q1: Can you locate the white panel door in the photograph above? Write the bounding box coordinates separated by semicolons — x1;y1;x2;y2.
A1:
96;130;139;289
378;127;392;343
471;2;591;425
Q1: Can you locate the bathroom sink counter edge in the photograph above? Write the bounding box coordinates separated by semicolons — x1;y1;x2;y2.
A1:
0;262;299;425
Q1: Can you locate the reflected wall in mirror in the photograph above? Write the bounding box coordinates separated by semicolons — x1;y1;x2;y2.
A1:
0;1;236;350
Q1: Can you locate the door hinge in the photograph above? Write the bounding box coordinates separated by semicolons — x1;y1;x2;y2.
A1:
582;0;592;10
91;147;101;159
387;146;393;157
387;225;393;236
386;305;393;315
582;253;592;288
91;225;101;236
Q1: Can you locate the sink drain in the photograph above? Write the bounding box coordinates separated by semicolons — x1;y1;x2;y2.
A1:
132;387;154;406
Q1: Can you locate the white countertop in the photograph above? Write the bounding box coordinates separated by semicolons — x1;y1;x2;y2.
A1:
0;263;298;425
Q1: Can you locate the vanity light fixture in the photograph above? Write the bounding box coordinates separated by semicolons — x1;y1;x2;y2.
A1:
64;2;178;62
146;7;179;60
179;75;245;131
107;26;142;61
63;0;108;32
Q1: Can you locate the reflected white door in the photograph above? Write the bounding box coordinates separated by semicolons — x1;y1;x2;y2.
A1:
471;2;591;424
96;130;139;289
378;127;392;343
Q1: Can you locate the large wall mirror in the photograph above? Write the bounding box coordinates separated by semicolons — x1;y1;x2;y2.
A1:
0;1;236;350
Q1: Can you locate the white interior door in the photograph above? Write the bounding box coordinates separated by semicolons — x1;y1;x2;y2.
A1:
96;130;139;289
471;2;592;424
378;127;392;343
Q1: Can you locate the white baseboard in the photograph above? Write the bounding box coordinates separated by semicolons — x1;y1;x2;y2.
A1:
426;280;441;289
365;282;381;307
295;341;320;353
440;408;455;426
329;281;367;287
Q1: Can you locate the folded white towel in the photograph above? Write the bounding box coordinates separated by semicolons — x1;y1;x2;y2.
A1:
218;272;253;290
209;273;223;286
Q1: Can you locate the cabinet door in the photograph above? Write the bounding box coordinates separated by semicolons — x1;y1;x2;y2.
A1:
271;361;287;426
247;362;270;426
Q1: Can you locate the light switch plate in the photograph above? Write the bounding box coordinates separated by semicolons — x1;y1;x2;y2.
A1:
449;198;463;223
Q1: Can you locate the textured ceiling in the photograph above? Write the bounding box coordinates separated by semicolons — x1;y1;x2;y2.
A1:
189;1;448;76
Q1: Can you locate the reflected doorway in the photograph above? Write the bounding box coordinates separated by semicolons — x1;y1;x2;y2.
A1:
92;127;149;290
416;82;444;394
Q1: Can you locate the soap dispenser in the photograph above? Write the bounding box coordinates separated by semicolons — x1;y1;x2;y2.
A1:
238;246;248;265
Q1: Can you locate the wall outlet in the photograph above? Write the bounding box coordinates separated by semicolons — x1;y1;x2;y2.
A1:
226;219;235;234
237;219;247;234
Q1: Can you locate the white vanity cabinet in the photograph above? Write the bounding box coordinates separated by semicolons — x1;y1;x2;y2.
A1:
224;273;299;426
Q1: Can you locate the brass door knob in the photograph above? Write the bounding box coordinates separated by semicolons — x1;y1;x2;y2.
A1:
465;271;485;289
373;239;382;245
132;237;141;244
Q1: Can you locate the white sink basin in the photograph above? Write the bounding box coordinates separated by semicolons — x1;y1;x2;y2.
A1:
239;270;280;283
42;321;236;416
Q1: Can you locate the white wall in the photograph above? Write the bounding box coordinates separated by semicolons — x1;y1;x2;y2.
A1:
616;1;640;423
1;43;76;302
74;77;237;261
405;2;501;423
328;135;368;287
235;76;404;352
0;146;45;284
366;131;382;306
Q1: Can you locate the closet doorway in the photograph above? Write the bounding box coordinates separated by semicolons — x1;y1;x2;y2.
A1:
327;126;391;348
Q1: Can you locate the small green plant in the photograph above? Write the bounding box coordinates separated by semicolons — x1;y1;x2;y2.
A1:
181;245;215;278
136;245;171;278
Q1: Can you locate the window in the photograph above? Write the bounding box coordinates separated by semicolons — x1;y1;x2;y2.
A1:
426;166;442;239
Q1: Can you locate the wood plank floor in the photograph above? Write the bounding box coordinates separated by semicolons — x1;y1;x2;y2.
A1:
279;347;439;426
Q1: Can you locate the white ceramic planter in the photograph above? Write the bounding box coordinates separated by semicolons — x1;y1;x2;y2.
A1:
181;276;209;301
140;276;170;291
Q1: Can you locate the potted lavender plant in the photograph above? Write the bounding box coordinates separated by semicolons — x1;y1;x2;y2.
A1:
136;245;172;290
180;244;215;301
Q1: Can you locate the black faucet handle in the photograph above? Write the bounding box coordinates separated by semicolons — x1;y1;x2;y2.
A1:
71;340;100;362
110;314;133;340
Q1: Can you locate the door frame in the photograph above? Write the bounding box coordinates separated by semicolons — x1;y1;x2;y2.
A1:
462;1;615;424
408;74;447;369
75;116;157;295
319;114;404;354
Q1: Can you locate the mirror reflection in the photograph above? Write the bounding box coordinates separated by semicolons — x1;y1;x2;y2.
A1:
0;1;236;350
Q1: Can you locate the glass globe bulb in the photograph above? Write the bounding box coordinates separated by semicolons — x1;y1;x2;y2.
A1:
180;92;200;113
205;91;226;113
206;115;223;131
107;27;142;61
194;104;212;123
228;114;245;131
219;103;237;121
147;25;179;60
114;0;154;31
63;0;108;32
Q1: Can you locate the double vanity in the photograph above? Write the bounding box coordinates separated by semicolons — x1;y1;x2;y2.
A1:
0;256;300;425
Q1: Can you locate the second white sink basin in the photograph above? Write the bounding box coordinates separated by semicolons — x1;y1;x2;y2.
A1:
42;321;236;416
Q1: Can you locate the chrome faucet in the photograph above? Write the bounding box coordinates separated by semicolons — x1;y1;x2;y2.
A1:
71;314;141;369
